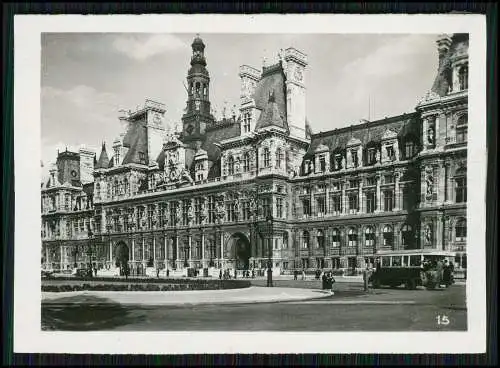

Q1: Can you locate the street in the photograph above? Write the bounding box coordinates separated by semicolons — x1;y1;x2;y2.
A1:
41;281;467;331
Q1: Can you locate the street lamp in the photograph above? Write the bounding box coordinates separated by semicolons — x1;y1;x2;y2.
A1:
266;213;273;287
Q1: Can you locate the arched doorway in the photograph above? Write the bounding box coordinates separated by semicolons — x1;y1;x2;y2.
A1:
228;233;251;270
114;241;129;276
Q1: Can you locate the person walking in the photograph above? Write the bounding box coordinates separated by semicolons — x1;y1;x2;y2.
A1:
219;269;222;280
321;271;327;290
329;272;336;294
251;269;255;279
294;270;298;280
302;269;305;281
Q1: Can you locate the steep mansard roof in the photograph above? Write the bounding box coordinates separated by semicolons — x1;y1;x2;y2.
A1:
305;113;420;157
122;120;148;165
95;143;110;169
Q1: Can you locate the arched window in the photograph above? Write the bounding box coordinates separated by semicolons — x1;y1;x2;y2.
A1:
455;167;467;203
263;147;270;167
95;183;101;199
276;148;284;169
401;224;413;249
113;179;119;196
456;114;468;143
195;82;201;96
404;138;416;159
455;218;467;242
458;64;468;91
242;152;250;172
317;230;324;248
303;230;310;249
348;228;357;247
123;178;129;195
243;112;251;133
383;225;394;247
227;156;235;175
365;226;375;246
331;228;340;247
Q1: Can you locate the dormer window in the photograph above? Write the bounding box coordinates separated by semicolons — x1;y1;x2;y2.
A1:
114;149;120;166
243;152;250;172
319;155;326;172
243;112;251;133
404;141;415;159
456;114;468;143
386;145;395;161
263;147;270;167
334;154;343;170
351;150;358;167
349;179;359;189
138;152;146;164
227;156;235;175
458;64;468;91
276;148;284;169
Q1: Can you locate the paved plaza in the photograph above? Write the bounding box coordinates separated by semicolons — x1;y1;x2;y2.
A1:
41;279;466;331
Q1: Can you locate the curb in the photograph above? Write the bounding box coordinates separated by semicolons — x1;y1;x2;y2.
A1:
41;289;334;307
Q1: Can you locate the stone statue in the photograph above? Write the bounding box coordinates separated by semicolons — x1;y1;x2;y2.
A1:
426;174;434;197
427;126;435;145
140;210;147;229
375;150;380;163
425;224;432;245
187;205;194;221
341;156;346;169
175;203;182;224
201;201;208;223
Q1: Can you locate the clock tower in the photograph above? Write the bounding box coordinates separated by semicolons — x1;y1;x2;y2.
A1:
181;35;214;147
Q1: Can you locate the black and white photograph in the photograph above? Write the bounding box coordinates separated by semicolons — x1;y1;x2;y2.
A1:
14;14;487;354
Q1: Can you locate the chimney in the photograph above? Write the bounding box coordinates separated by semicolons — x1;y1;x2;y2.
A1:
436;34;452;66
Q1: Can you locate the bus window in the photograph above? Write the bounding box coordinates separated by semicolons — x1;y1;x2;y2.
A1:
410;255;421;266
392;257;402;267
382;257;390;267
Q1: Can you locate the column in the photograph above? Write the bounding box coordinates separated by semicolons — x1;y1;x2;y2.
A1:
394;173;400;211
220;231;224;267
142;237;146;267
375;176;382;213
109;241;113;264
422;117;428;151
164;236;168;268
131;237;135;262
176;235;182;269
60;246;64;271
153;236;156;266
45;246;50;270
188;234;192;267
201;231;206;268
438;160;446;204
358;180;363;213
325;185;330;216
341;183;347;214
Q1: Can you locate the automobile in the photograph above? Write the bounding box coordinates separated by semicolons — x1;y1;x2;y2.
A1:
369;250;455;290
71;268;93;278
41;270;54;279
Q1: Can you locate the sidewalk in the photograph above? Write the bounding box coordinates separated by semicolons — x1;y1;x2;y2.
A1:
42;286;332;306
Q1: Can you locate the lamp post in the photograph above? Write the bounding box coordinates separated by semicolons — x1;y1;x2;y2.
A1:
266;213;273;287
86;223;94;277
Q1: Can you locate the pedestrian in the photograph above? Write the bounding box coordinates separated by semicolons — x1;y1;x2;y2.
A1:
234;268;237;279
219;269;222;280
321;271;327;290
251;269;255;279
294;270;298;280
329;272;336;294
442;260;451;288
166;268;170;278
302;269;305;281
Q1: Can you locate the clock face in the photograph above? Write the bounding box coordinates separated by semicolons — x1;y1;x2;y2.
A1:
71;170;77;178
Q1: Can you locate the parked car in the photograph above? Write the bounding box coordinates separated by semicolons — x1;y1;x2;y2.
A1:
71;268;93;278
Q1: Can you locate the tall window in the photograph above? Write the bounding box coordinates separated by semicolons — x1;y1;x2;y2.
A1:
348;193;358;213
276;198;284;218
243;112;251;133
330;195;341;214
123;178;129;194
302;199;311;217
182;200;189;226
383;225;394;247
455;218;467;242
366;192;376;213
243;153;250;172
319;155;326;172
401;224;413;249
169;202;177;225
456;114;468;143
331;228;340;247
384;190;394;212
367;148;376;165
366;176;377;186
242;201;251;221
404;140;415;159
348;228;357;247
317;196;326;215
147;205;154;229
64;194;70;210
455;169;467;203
226;202;236;222
458;64;468;91
262;197;272;218
386;145;395;161
349;179;359;189
365;226;375;246
276;148;284;169
263;147;270;167
208;196;215;224
335;154;343;170
351;150;358;167
227;156;235;175
303;231;310;249
402;186;411;210
195;198;202;225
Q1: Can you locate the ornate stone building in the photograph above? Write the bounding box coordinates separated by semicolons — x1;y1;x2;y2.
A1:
41;34;468;276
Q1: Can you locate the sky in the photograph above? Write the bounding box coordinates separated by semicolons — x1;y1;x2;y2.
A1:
41;33;439;169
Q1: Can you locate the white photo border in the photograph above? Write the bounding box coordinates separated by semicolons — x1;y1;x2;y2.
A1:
14;14;487;354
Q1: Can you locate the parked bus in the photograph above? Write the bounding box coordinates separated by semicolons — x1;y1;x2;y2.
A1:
369;250;455;290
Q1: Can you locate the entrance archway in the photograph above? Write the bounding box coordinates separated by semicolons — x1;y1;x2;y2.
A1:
114;241;129;276
228;233;251;270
